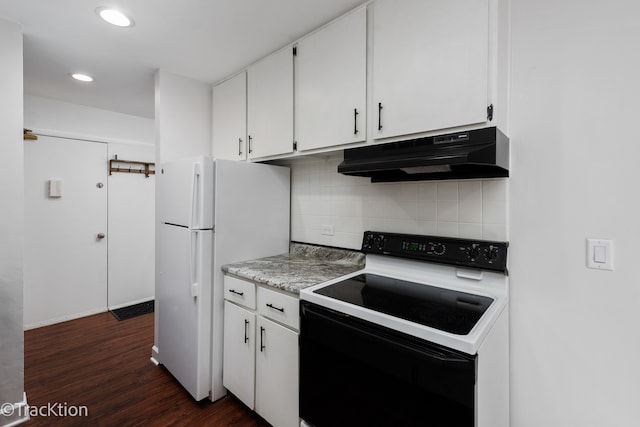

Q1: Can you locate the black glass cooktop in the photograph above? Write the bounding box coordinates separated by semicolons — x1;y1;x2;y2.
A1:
314;274;494;335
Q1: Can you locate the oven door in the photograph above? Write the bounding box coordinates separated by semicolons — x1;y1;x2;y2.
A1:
300;301;476;427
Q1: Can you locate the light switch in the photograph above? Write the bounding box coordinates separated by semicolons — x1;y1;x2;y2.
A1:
593;245;606;263
48;180;62;198
587;239;614;270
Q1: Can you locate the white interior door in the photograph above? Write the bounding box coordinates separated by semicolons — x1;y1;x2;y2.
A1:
24;136;108;328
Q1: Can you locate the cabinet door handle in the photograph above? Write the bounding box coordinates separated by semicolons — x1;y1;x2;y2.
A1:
238;138;243;156
229;289;244;296
378;102;383;131
266;303;284;313
244;319;249;344
248;135;253;154
260;326;265;352
354;108;359;135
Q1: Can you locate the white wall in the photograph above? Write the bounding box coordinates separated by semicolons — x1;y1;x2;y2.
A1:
24;94;153;145
0;18;26;427
153;69;212;359
23;96;156;327
107;143;155;309
154;70;212;163
509;1;640;426
291;154;508;249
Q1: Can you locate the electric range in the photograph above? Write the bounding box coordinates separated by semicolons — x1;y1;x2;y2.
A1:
299;231;510;427
300;231;508;354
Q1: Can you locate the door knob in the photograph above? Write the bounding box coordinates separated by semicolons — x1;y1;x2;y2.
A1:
97;233;105;240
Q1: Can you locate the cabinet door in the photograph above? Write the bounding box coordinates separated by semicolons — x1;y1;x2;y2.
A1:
296;6;367;151
372;0;489;139
223;301;256;409
212;72;247;161
247;47;294;159
255;317;299;427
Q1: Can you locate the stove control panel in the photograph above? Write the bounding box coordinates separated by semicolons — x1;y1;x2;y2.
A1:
362;231;508;273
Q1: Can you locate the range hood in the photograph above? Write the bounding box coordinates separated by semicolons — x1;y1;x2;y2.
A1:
338;127;509;182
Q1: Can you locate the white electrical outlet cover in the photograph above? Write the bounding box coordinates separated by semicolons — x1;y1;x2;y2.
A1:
321;224;335;236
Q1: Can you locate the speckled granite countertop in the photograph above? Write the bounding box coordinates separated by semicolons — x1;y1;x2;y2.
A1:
222;243;365;294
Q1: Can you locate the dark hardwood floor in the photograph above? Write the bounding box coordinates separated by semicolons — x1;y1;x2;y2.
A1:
24;311;270;426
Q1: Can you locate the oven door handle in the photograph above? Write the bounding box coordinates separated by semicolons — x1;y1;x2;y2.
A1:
301;302;474;368
360;324;470;366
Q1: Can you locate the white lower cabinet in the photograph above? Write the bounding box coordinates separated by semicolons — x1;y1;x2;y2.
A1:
255;316;299;427
223;275;299;427
223;301;256;408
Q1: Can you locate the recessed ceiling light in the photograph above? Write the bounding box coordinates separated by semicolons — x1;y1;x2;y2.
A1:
95;7;135;28
70;73;94;82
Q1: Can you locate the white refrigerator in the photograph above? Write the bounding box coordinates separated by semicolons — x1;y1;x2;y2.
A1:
157;156;290;401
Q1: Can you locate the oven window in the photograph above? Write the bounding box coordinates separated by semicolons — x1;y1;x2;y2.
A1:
300;301;476;427
313;273;493;335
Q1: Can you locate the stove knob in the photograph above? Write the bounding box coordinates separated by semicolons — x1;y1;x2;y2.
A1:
433;243;446;255
363;234;374;249
376;235;386;250
485;247;499;261
466;245;480;260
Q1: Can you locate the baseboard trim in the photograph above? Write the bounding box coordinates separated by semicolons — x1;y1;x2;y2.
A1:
150;345;160;366
108;296;154;311
24;308;108;330
0;392;29;427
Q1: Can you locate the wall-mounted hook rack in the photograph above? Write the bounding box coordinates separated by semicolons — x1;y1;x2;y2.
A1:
109;157;155;178
23;128;38;140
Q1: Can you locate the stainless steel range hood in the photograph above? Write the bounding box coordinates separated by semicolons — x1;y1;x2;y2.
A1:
338;127;509;182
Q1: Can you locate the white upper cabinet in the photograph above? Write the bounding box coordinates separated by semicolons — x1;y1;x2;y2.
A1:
372;0;490;140
295;6;367;151
212;72;247;161
247;47;294;159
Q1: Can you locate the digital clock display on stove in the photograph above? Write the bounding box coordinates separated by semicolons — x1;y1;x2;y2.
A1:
403;241;425;252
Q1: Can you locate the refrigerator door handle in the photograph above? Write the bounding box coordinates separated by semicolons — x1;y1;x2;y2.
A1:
189;230;199;298
189;162;201;229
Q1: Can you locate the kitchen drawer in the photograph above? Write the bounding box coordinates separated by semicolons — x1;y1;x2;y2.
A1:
224;275;256;310
257;286;299;331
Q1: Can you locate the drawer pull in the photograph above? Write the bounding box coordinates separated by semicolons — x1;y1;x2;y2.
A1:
229;289;244;296
266;303;284;313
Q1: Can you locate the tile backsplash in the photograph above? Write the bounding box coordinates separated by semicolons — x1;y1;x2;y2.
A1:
290;154;508;250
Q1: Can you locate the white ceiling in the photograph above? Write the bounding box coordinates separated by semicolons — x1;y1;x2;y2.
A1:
0;0;367;119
